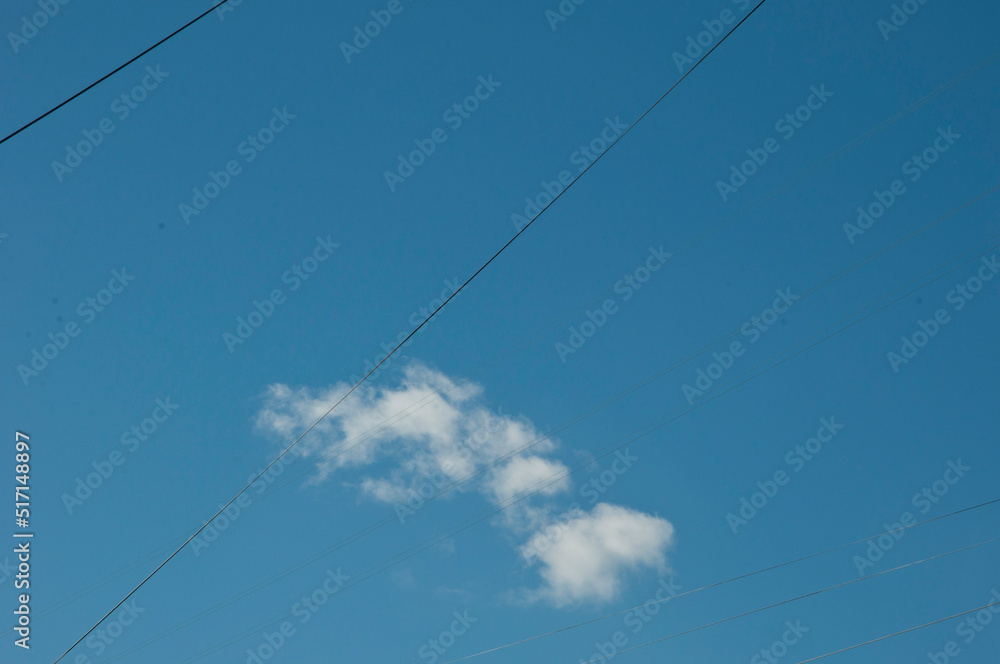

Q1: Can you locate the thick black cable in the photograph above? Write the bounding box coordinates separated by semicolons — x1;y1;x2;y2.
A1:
1;1;230;148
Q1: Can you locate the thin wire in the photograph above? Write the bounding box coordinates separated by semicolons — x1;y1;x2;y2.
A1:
106;235;1000;663
15;69;996;626
51;2;769;661
180;534;998;663
29;20;995;637
793;601;1000;664
575;537;999;664
108;500;1000;663
439;501;1000;663
25;181;993;649
218;183;1000;503
0;1;230;148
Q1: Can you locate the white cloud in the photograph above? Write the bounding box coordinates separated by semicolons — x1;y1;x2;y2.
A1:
254;363;568;514
521;503;675;607
489;455;570;502
254;361;675;607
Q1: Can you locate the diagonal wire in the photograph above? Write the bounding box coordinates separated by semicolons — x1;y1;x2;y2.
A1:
0;1;231;147
27;36;998;637
103;232;1000;663
50;2;770;661
181;534;999;663
575;537;999;664
792;600;1000;664
440;500;1000;663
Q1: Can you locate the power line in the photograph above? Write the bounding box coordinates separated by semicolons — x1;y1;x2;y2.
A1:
15;1;994;660
439;500;1000;663
793;600;1000;664
0;1;230;148
149;184;1000;576
20;43;997;635
100;232;1000;662
575;537;999;664
89;182;992;622
18;177;995;643
167;234;1000;661
103;498;1000;662
179;534;999;663
50;2;770;661
211;184;1000;503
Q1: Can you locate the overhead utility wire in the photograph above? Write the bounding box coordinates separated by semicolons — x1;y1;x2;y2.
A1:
106;233;1000;663
441;500;1000;663
575;537;999;664
0;1;231;147
50;2;769;661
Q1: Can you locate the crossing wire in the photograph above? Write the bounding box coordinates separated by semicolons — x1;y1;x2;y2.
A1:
11;49;998;628
163;233;1000;661
101;231;1000;662
50;1;770;661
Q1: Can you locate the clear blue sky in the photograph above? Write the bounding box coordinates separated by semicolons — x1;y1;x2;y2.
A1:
2;0;999;662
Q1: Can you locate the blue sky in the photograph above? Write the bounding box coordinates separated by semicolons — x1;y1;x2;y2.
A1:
2;0;1000;662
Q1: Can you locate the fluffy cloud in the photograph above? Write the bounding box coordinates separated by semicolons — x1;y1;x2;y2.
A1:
254;362;674;606
254;363;566;510
521;503;675;607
